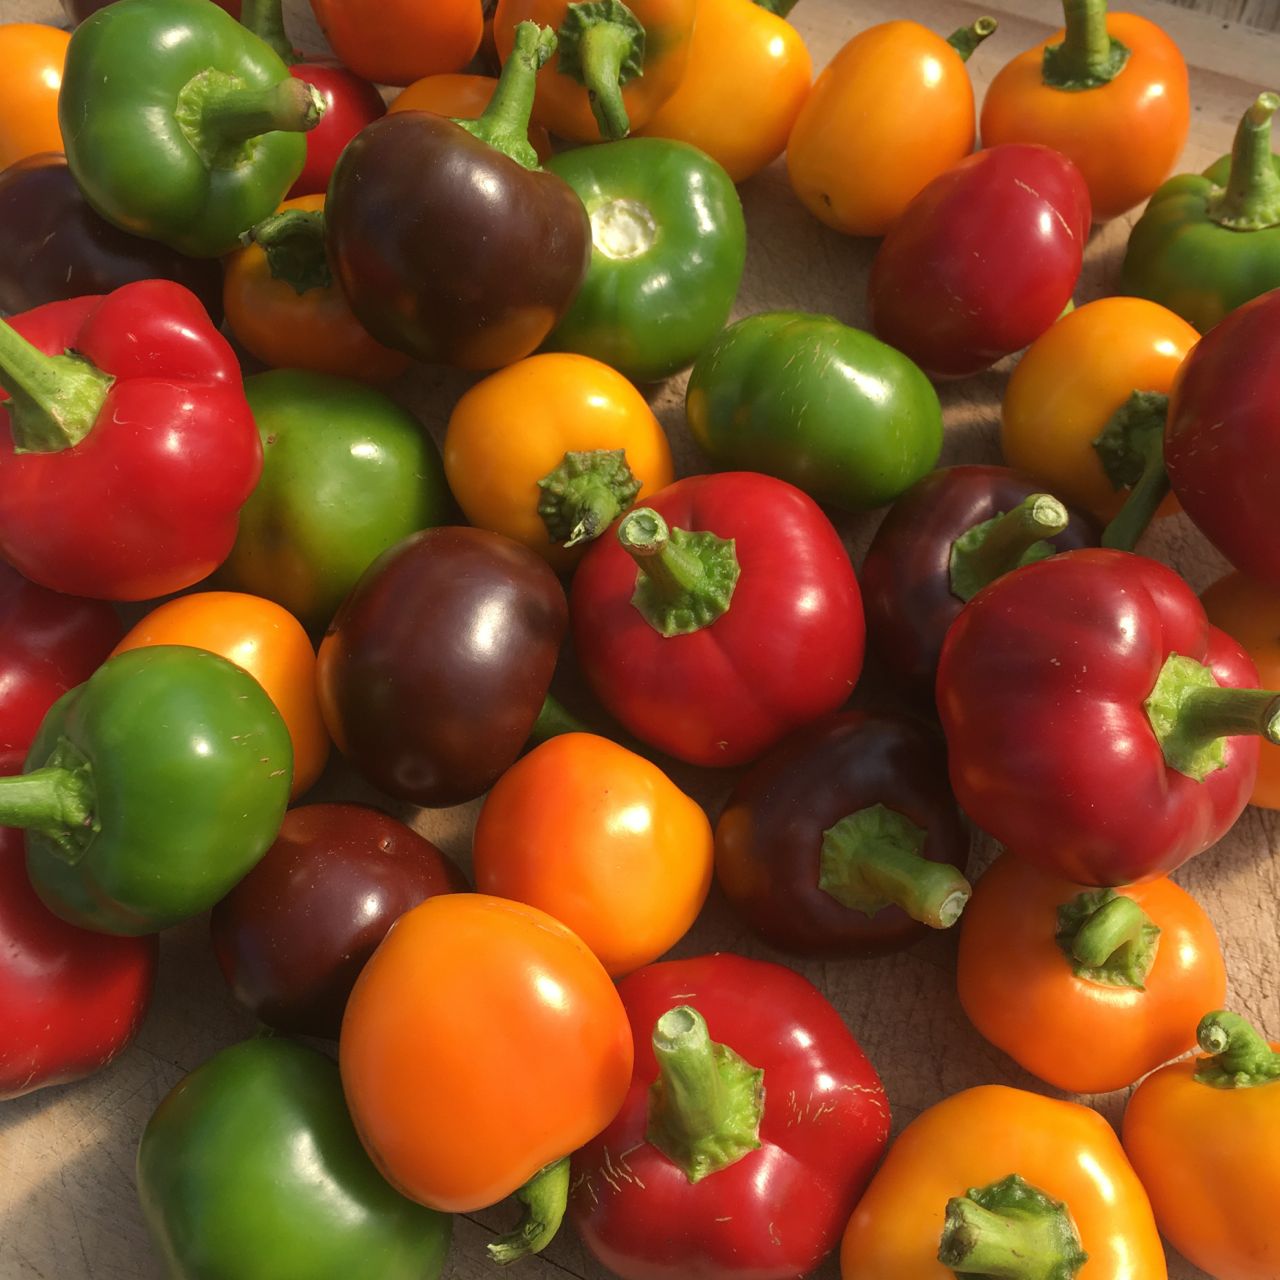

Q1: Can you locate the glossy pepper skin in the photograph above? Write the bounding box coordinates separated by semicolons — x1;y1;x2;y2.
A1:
861;466;1098;698
869;145;1092;379
571;953;891;1280
1123;1011;1280;1280
1164;288;1280;591
4;646;292;935
571;473;865;768
0;24;68;169
0;282;262;601
325;24;590;371
958;852;1226;1094
138;1038;452;1280
63;0;241;21
543;138;746;383
686;312;943;512
0;154;224;323
840;1085;1166;1280
58;0;323;258
716;712;971;955
308;0;481;86
937;548;1272;886
980;0;1189;221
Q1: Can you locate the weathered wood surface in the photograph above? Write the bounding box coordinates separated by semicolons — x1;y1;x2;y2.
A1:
2;1;1279;1278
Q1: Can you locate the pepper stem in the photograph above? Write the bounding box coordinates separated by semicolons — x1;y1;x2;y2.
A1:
528;693;590;743
646;1006;764;1183
949;494;1068;603
947;16;998;61
0;317;113;454
1100;423;1169;552
556;0;646;140
486;1158;570;1264
819;804;970;929
1041;0;1130;91
0;765;96;862
537;449;642;548
1194;1011;1280;1088
458;21;555;169
938;1174;1089;1280
1055;889;1161;989
247;209;331;294
751;0;799;14
238;0;296;64
1207;93;1280;230
176;70;324;168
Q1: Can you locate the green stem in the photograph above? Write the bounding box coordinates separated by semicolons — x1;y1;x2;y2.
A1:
947;16;998;61
247;209;331;294
0;317;113;453
537;449;641;548
1194;1011;1280;1088
1055;889;1160;988
487;1158;570;1264
0;767;95;846
1208;92;1280;230
182;73;324;153
949;494;1068;603
238;0;296;64
1041;0;1130;91
1100;427;1169;551
556;1;646;140
751;0;799;15
528;693;590;743
1179;685;1280;744
456;21;555;169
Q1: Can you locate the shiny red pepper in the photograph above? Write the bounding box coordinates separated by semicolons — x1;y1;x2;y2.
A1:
569;953;890;1280
937;548;1276;885
0;281;262;600
571;473;865;767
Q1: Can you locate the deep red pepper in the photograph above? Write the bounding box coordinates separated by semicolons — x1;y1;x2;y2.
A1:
570;473;864;767
569;953;890;1280
0;281;262;600
937;548;1276;885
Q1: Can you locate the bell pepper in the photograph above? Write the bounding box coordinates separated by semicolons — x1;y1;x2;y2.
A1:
0;645;292;935
937;547;1279;886
571;472;865;767
388;72;553;161
444;352;674;571
494;0;696;142
64;0;241;21
0;823;155;1100
860;465;1098;698
1123;1010;1280;1280
786;17;995;238
0;153;224;323
211;804;467;1039
1165;286;1280;591
1123;94;1280;334
325;23;590;370
715;711;971;955
308;0;481;87
0;281;262;601
215;369;451;633
685;312;943;511
0;24;68;168
543;138;746;383
957;852;1227;1094
840;1085;1166;1279
138;1037;453;1280
868;144;1092;379
473;732;712;976
980;0;1189;221
569;954;890;1280
58;0;324;258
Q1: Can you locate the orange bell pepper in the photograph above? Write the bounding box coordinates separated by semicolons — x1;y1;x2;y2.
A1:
388;72;553;161
0;24;68;168
980;0;1190;221
636;0;812;183
1123;1011;1280;1280
493;0;695;141
472;732;713;976
841;1085;1167;1280
443;352;674;571
786;17;996;238
956;852;1226;1094
1201;571;1280;810
112;592;329;799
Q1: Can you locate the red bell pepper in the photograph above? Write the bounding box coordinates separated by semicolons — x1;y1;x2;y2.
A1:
570;473;864;767
0;280;262;600
937;547;1278;885
568;953;890;1280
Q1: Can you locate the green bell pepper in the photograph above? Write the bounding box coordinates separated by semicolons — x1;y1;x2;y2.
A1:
686;311;943;510
1122;92;1280;333
215;370;452;632
543;137;746;383
0;646;291;935
58;0;324;258
138;1037;452;1280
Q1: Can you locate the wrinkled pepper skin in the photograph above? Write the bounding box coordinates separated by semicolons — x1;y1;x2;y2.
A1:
571;954;890;1280
138;1037;453;1280
937;548;1265;886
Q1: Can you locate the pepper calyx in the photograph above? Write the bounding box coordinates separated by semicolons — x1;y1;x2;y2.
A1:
556;0;646;140
1041;0;1130;91
949;494;1068;603
175;69;324;169
247;209;332;294
1207;92;1280;230
1194;1011;1280;1088
537;449;642;547
487;1157;570;1264
1055;889;1160;989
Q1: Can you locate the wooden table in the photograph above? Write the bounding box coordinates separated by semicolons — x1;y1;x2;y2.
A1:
2;2;1279;1278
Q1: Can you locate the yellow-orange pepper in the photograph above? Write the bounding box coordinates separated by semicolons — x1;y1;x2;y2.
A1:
0;24;68;168
389;73;553;162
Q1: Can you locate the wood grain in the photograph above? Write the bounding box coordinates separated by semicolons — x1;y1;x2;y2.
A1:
2;2;1279;1279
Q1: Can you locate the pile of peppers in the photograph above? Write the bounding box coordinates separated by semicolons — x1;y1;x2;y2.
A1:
2;0;1279;1279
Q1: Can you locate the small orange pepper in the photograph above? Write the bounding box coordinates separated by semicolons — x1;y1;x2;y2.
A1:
0;24;68;168
388;73;553;162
